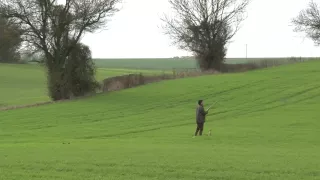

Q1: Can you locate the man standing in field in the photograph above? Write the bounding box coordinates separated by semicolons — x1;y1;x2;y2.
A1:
194;100;209;136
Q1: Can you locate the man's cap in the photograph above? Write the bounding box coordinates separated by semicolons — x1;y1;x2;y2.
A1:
198;100;203;105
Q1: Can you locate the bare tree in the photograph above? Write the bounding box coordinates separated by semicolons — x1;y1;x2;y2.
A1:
292;1;320;46
0;0;121;100
162;0;250;71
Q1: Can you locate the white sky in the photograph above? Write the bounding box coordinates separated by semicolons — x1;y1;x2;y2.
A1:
81;0;320;58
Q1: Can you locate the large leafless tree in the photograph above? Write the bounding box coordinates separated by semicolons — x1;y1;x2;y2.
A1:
0;0;121;100
162;0;250;71
292;1;320;46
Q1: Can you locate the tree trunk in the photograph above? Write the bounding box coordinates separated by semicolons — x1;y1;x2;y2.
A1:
46;56;70;101
197;52;224;71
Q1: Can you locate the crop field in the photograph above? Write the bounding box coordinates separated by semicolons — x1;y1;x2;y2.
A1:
0;60;320;179
0;64;167;108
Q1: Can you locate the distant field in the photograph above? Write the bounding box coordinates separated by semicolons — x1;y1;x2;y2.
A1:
0;64;48;107
1;60;320;179
94;58;198;69
94;57;316;69
0;64;166;107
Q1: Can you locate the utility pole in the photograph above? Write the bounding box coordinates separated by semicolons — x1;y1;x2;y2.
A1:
245;44;248;59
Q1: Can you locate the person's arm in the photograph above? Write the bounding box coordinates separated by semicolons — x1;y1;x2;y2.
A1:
199;106;208;115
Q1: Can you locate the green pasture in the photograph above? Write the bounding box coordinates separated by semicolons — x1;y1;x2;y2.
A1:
0;60;320;179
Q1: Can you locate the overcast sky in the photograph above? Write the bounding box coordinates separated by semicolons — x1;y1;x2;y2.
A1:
81;0;320;58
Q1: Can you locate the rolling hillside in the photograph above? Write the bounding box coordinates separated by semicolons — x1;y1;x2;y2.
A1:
0;61;320;179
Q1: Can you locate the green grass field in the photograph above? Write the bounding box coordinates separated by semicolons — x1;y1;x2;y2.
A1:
1;60;320;179
0;64;167;107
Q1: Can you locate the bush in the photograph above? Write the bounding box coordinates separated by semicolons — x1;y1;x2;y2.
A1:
67;43;100;97
102;74;145;92
47;43;99;100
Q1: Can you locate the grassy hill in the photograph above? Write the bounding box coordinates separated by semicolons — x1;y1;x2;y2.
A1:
0;61;319;179
0;64;167;107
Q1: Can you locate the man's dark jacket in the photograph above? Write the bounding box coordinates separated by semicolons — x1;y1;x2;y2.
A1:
196;105;208;123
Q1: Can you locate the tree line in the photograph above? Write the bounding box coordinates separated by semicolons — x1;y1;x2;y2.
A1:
0;0;319;101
